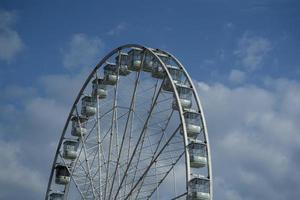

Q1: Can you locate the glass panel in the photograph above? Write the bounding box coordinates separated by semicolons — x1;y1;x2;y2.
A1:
71;116;87;128
169;68;182;82
64;141;78;151
50;193;64;200
189;143;206;157
104;64;117;75
56;165;70;176
116;53;128;66
189;178;210;193
145;54;153;63
92;78;106;90
82;96;96;107
152;61;165;78
129;48;142;61
178;86;192;99
185;112;201;125
159;55;171;65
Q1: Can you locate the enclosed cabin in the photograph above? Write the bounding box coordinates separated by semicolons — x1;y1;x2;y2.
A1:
188;142;207;168
158;52;171;65
142;52;154;72
71;116;87;137
188;177;210;200
151;61;165;79
55;165;70;185
172;85;192;111
103;63;118;85
151;53;168;79
49;193;64;200
163;65;184;92
128;47;143;71
92;78;107;99
182;110;202;138
62;140;79;160
81;96;96;117
115;52;130;76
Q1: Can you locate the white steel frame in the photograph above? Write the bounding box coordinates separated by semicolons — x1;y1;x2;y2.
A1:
45;44;213;200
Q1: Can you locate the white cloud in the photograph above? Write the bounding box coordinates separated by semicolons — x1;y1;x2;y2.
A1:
63;33;104;69
1;32;299;199
39;71;88;104
224;22;234;30
1;72;299;199
0;83;73;199
264;78;300;118
0;10;23;62
0;69;84;199
229;69;246;84
0;140;44;199
234;33;271;71
3;85;36;101
107;22;127;36
196;78;300;199
214;177;242;200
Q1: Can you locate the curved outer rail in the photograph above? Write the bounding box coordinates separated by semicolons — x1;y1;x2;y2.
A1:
45;44;212;200
158;49;213;199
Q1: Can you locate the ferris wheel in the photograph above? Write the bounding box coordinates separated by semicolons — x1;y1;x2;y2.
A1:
45;44;213;200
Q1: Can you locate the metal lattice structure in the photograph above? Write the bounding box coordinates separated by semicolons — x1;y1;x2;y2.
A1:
45;44;213;200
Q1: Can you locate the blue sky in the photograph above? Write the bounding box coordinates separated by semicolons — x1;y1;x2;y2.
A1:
0;0;300;199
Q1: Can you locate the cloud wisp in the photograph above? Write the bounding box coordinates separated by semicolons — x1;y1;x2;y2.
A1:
228;69;246;84
0;10;23;63
107;22;127;36
62;33;104;69
234;33;272;71
0;140;45;199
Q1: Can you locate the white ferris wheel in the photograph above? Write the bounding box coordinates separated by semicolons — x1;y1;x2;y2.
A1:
45;44;213;200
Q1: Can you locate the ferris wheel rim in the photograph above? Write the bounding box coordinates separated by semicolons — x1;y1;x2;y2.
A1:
45;44;212;200
155;49;213;197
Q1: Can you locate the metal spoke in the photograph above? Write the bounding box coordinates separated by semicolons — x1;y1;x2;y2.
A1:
46;45;212;200
59;153;87;200
75;107;97;198
124;79;160;197
108;51;146;200
112;76;165;200
146;152;184;199
134;110;175;199
96;82;102;199
124;125;181;200
103;58;121;200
